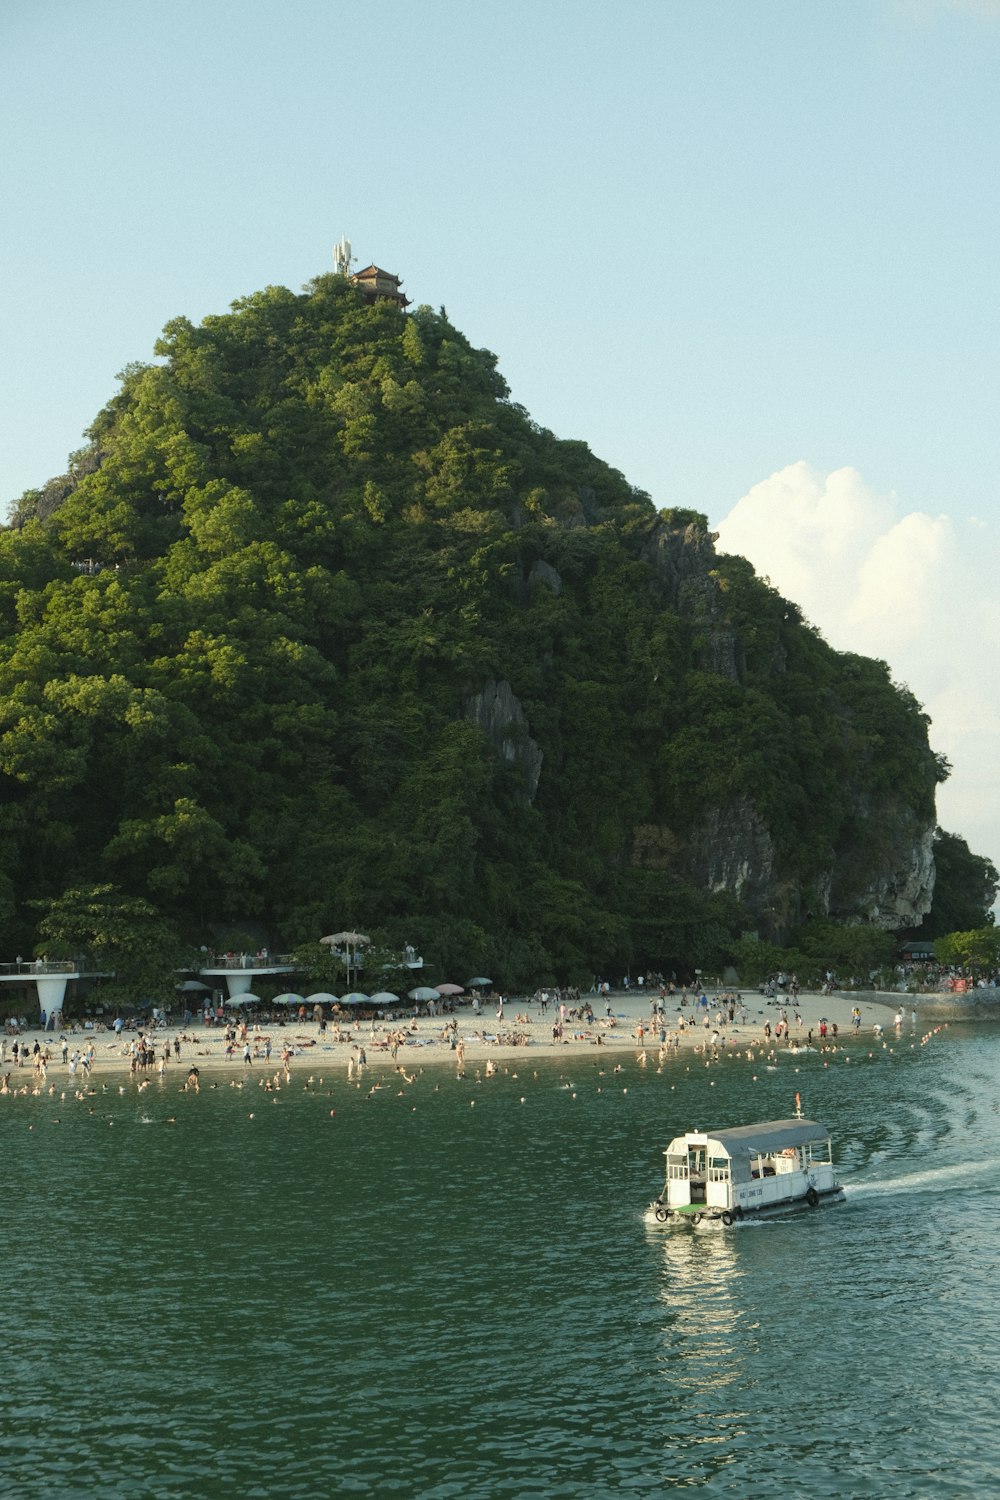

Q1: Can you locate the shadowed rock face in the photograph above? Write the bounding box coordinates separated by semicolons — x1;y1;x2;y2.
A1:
464;680;543;802
836;809;937;929
677;795;935;937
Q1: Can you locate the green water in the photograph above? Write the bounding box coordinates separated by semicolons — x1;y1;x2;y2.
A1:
2;1028;998;1496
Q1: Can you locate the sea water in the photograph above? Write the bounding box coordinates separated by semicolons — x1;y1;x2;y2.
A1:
1;1024;998;1497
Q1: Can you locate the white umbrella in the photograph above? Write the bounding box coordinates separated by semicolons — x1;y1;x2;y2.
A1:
341;992;370;1005
369;991;399;1005
408;986;439;1001
320;932;371;946
305;991;340;1005
229;993;261;1006
177;979;210;992
466;977;492;988
435;983;464;996
272;992;306;1006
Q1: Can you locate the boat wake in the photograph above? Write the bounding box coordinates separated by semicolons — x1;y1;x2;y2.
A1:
849;1159;993;1196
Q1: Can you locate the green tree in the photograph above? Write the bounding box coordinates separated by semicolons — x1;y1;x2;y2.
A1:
30;884;193;1008
933;928;1000;971
921;831;998;937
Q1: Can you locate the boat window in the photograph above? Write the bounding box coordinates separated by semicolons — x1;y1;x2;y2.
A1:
666;1153;688;1180
708;1156;730;1182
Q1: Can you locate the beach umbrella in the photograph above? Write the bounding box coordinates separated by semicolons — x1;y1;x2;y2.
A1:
177;979;210;992
305;992;340;1005
341;992;370;1006
320;931;371;946
272;992;306;1006
435;983;464;996
408;986;439;1001
229;993;261;1007
369;991;400;1005
466;977;492;988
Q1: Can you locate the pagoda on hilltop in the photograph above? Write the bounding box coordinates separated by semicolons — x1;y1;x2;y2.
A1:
349;264;411;309
333;236;410;308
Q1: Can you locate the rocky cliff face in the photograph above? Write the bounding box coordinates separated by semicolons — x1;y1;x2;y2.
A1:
630;515;940;934
674;794;935;936
464;680;543;801
831;803;937;930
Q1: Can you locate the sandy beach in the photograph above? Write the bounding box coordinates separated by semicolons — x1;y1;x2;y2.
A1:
0;986;910;1087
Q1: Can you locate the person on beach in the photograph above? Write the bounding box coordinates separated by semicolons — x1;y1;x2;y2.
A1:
243;1041;252;1067
185;1065;200;1092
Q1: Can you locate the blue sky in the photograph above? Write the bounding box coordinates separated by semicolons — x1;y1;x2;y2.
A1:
2;0;999;886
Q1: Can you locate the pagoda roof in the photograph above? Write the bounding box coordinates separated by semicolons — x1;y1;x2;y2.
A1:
352;264;404;286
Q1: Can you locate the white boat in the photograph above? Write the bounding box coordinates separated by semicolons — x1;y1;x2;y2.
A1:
644;1115;845;1228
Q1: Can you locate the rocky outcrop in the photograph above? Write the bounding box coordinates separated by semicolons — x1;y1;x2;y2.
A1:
644;517;743;681
833;815;936;929
681;797;776;908
527;559;562;595
464;680;543;802
664;795;935;936
642;515;721;605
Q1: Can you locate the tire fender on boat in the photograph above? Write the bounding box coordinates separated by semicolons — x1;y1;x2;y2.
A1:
806;1186;820;1208
691;1212;702;1226
655;1206;668;1222
721;1211;734;1227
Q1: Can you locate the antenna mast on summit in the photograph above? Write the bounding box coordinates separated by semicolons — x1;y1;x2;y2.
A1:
333;235;353;276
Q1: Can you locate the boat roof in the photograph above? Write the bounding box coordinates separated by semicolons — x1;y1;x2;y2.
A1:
671;1119;831;1157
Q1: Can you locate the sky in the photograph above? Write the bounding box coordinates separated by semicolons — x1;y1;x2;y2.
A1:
2;0;999;887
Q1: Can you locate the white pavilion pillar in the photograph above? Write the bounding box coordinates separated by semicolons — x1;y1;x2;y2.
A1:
35;974;68;1022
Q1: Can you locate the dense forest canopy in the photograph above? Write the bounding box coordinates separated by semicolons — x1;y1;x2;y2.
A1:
3;274;994;989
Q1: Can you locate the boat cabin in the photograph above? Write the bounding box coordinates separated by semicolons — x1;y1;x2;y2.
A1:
661;1118;839;1216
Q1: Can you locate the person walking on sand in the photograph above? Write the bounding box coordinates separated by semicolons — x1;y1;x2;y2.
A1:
243;1040;252;1067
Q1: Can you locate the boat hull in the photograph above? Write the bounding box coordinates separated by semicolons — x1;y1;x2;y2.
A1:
644;1185;846;1228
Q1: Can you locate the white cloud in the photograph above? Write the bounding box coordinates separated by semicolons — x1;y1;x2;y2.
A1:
714;461;1000;882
